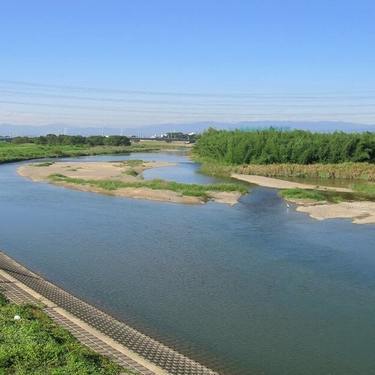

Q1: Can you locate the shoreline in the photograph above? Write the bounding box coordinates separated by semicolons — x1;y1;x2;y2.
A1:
232;173;375;224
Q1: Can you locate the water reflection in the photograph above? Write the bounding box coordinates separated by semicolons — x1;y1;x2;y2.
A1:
0;153;374;374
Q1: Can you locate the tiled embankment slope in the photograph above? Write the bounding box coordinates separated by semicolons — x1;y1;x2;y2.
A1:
0;251;219;375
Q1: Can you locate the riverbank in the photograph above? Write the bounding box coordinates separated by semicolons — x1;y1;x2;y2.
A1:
291;200;375;224
232;173;375;224
18;160;246;205
197;160;375;182
231;173;354;192
232;162;375;181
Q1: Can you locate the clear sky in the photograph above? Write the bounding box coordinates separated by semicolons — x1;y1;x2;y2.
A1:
0;0;374;127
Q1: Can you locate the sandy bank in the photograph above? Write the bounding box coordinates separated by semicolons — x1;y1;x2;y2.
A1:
18;161;241;205
289;199;375;224
231;173;353;192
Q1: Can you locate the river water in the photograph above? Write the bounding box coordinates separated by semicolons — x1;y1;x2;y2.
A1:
0;152;374;375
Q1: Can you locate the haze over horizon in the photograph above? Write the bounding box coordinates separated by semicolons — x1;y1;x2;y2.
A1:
1;1;375;128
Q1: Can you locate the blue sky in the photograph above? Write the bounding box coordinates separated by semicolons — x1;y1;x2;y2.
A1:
0;0;374;127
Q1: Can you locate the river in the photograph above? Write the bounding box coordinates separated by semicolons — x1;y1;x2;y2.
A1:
1;152;375;374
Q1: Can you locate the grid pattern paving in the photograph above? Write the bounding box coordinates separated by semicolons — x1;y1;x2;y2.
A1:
0;269;149;375
0;252;218;375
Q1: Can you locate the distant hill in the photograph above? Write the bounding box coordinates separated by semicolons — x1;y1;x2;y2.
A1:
1;121;374;137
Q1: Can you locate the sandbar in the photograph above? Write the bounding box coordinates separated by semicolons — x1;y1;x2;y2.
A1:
18;161;241;205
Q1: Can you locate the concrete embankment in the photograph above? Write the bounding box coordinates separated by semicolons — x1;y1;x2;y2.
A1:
0;251;218;375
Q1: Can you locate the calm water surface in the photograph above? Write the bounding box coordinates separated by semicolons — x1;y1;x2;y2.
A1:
0;152;375;375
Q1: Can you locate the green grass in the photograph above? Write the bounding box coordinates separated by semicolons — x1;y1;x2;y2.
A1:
352;183;375;196
280;188;328;202
0;141;189;164
280;187;375;203
48;174;248;199
0;293;128;374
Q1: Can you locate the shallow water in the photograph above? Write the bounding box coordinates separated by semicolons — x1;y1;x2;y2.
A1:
0;153;375;374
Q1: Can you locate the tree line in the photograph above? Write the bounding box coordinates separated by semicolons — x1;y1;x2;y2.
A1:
194;128;375;164
10;134;131;147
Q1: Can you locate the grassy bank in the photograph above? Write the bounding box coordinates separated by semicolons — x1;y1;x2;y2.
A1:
0;293;125;374
232;162;375;181
0;141;190;164
49;174;248;199
280;187;375;203
196;158;375;182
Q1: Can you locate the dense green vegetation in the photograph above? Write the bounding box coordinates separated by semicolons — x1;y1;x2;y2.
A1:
0;143;132;163
10;134;131;147
194;128;375;164
0;293;125;374
49;174;248;199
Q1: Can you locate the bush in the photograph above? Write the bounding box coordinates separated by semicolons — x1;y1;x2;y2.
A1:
194;128;375;164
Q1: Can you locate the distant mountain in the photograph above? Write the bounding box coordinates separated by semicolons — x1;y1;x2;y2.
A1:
1;121;374;137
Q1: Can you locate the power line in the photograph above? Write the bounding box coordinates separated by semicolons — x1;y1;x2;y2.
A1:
1;100;375;117
1;79;374;99
1;89;375;107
